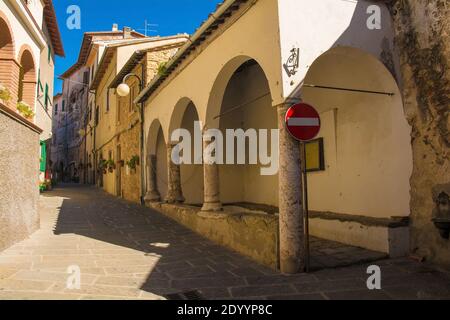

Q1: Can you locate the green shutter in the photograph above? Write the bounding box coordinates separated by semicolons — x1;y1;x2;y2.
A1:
40;141;47;172
44;84;49;110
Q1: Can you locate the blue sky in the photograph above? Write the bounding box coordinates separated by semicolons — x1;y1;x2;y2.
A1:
53;0;223;93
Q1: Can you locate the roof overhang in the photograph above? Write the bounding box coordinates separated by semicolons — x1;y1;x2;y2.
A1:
90;47;116;91
108;51;147;89
136;0;249;104
60;30;146;79
109;41;187;89
43;0;64;57
91;35;189;91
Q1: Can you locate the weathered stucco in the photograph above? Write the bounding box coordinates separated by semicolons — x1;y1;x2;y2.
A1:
0;112;40;251
384;0;450;266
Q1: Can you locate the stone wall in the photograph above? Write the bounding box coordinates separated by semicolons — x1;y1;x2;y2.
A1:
148;203;279;269
116;47;180;204
118;122;141;203
382;0;450;266
0;105;41;251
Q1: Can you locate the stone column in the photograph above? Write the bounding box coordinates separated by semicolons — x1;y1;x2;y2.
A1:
144;154;160;202
276;102;304;274
201;128;222;212
165;143;185;203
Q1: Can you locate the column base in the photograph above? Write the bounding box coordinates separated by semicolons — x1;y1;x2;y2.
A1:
201;202;223;212
165;192;185;204
280;257;304;274
144;190;161;203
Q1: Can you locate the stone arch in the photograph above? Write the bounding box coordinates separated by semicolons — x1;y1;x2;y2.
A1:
147;118;165;155
17;45;37;108
207;56;278;207
145;118;168;202
167;98;204;205
205;55;274;129
300;45;413;218
167;97;201;139
0;12;18;107
0;12;14;59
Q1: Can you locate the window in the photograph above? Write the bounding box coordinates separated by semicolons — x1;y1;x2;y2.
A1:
47;44;51;63
44;84;49;111
91;65;95;82
18;67;24;101
62;100;65;112
83;71;90;85
89;104;92;121
95;106;99;125
106;90;110;112
129;85;136;113
37;69;42;97
116;98;121;123
54;103;58;115
40;141;47;173
108;150;112;161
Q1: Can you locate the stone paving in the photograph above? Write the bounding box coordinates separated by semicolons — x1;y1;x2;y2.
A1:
309;237;387;270
0;184;449;300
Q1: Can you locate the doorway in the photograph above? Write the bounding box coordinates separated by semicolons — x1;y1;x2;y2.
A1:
116;145;122;197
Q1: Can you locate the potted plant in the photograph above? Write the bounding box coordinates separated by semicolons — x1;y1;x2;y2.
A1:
45;179;52;191
106;159;116;173
17;101;34;120
98;159;108;174
39;182;47;192
0;83;11;104
126;155;140;172
157;61;168;76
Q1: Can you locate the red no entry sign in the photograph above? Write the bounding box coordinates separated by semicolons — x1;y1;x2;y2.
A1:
285;103;321;142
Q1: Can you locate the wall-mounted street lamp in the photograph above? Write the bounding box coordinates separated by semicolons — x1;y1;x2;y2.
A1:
116;73;146;205
116;82;131;97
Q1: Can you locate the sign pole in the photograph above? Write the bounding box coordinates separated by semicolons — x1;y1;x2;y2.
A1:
285;102;320;274
302;142;310;273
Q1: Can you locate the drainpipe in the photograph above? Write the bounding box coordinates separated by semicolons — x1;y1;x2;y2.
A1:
117;71;146;205
92;91;97;186
139;64;146;205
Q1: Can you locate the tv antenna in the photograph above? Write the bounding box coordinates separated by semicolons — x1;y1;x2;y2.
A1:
135;20;159;36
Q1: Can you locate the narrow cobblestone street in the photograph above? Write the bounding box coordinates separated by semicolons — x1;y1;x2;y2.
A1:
0;185;449;300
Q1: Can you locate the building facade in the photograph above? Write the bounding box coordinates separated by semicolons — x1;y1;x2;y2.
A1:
128;0;449;272
0;0;63;250
89;34;188;203
48;0;449;272
52;27;148;183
